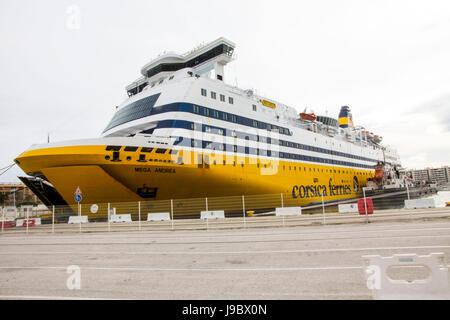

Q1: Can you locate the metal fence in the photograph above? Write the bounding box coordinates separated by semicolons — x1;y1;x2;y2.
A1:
1;190;448;234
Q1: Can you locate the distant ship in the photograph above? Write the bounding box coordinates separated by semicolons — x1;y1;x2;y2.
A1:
15;37;401;211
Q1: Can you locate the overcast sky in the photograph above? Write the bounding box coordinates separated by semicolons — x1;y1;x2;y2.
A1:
1;0;450;182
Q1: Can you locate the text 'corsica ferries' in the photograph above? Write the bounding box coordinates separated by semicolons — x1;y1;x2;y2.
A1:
15;37;400;209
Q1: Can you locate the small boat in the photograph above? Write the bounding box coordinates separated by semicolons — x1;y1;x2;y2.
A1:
299;109;317;121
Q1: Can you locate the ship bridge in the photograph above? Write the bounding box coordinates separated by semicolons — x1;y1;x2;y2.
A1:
126;37;235;97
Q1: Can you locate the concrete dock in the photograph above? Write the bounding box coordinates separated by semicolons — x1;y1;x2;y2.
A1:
0;207;449;299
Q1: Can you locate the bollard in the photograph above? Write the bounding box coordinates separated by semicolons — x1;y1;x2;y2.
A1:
242;195;246;229
107;202;110;232
52;206;55;233
138;201;141;231
170;199;174;230
322;192;325;225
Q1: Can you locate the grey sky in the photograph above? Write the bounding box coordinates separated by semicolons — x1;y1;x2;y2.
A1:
1;0;450;182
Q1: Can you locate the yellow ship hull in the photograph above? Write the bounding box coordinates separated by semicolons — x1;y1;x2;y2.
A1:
15;144;373;215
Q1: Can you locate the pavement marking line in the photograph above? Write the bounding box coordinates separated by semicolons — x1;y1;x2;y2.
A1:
2;221;450;241
0;293;371;299
0;295;123;300
2;233;450;247
10;225;450;239
1;265;449;271
1;245;450;256
0;265;363;271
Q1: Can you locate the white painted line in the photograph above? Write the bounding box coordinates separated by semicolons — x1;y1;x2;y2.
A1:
2;224;450;242
0;265;363;271
0;295;123;300
1;264;449;272
1;232;449;247
2;222;450;242
1;245;450;256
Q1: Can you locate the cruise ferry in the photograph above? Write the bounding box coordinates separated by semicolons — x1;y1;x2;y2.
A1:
15;37;400;209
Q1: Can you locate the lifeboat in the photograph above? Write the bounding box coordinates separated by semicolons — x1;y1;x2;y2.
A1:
373;134;383;143
374;166;384;182
299;112;317;121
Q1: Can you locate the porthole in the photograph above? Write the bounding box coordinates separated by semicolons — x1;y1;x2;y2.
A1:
105;155;110;160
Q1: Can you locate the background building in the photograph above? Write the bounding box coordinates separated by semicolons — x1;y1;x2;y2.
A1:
405;166;450;185
0;183;43;207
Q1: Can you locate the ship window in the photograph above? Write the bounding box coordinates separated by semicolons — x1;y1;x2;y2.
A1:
141;147;154;153
213;110;219;118
112;151;121;162
156;148;167;154
229;97;234;104
193;105;200;114
217;75;223;81
159;79;164;84
253;120;258;128
222;113;228;121
106;146;122;151
220;94;225;102
203;108;209;117
201;88;207;96
126;156;132;161
138;154;146;162
252;105;257;111
105;156;110;160
211;91;217;99
124;146;138;152
169;76;174;80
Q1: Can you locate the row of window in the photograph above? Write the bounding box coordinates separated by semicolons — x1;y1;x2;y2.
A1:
201;88;234;105
176;138;375;169
133;102;293;136
104;93;161;132
156;119;379;164
201;88;260;112
105;145;375;173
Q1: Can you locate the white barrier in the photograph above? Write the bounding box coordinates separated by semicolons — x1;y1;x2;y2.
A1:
275;207;302;216
338;203;359;214
16;218;41;227
200;210;225;219
147;212;171;222
404;198;436;209
363;252;450;299
68;216;89;224
109;214;132;223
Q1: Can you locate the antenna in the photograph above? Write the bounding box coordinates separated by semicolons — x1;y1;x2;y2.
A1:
47;132;50;144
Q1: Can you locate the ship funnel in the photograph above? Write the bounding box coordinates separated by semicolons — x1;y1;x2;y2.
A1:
338;106;354;128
